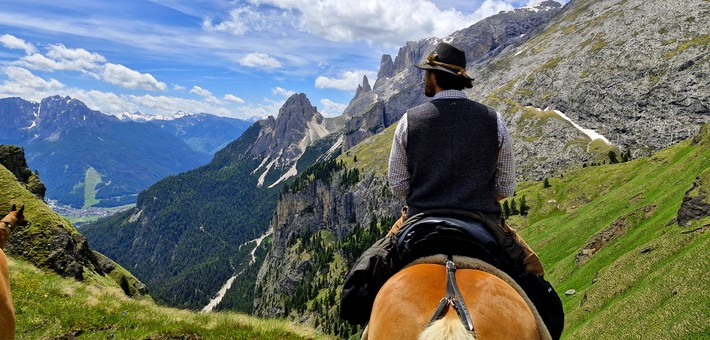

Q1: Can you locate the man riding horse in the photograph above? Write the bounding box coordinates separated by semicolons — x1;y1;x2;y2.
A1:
341;43;564;339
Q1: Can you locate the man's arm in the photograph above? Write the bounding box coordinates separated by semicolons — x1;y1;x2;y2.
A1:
388;113;411;197
496;112;516;200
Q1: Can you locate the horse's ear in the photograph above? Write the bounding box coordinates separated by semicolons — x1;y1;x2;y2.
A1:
18;205;24;215
11;204;16;212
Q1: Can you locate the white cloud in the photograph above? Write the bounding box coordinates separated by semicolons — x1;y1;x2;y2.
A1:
224;94;245;104
70;89;140;114
190;85;221;104
102;63;167;91
315;70;376;91
319;98;346;117
0;66;64;97
128;94;231;116
247;0;512;45
0;34;37;55
239;97;286;119
239;52;282;69
272;87;295;97
13;43;168;91
15;44;105;74
173;84;186;91
202;7;255;35
202;5;298;36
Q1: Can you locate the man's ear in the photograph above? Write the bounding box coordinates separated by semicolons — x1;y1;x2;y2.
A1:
18;205;24;216
11;204;16;212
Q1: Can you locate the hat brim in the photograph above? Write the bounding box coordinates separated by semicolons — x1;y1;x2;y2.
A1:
415;63;474;81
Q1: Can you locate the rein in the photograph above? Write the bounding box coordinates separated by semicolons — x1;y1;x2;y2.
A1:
428;260;475;332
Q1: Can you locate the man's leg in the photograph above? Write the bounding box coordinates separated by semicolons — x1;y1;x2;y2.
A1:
387;206;408;236
502;221;545;276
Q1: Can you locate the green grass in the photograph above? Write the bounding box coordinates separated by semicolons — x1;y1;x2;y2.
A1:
338;124;397;175
9;256;326;340
0;165;76;237
82;167;102;209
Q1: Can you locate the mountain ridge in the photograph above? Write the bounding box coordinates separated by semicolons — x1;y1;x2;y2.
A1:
0;95;250;207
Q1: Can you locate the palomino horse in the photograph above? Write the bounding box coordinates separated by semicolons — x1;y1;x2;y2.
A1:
366;255;550;340
0;204;26;340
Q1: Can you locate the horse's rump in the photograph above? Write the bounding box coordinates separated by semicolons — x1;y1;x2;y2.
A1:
366;255;551;340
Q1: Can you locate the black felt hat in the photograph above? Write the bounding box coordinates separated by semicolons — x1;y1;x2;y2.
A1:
415;42;473;81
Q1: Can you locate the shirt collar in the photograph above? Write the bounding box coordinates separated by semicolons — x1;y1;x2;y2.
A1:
433;89;468;100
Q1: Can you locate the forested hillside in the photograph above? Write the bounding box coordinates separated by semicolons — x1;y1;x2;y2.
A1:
83;122;277;308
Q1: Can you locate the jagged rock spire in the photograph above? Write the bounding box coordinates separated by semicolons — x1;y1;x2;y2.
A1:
355;75;372;97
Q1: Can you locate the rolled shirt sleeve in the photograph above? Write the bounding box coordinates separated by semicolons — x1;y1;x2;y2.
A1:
388;112;411;197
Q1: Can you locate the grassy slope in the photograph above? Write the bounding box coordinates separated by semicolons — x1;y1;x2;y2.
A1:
340;123;709;339
506;125;710;339
83;166;103;209
9;257;326;339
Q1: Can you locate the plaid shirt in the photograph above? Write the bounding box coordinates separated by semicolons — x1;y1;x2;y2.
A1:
388;89;516;198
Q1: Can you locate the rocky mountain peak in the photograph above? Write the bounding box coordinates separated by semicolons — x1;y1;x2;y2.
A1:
378;54;395;79
34;95;116;141
250;93;329;187
355;75;372;98
275;93;319;124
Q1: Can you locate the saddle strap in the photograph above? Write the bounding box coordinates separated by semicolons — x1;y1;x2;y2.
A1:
428;260;475;332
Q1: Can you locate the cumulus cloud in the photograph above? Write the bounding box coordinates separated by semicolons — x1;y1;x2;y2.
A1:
15;44;105;74
315;70;377;91
224;94;245;104
239;52;282;69
102;63;167;91
0;66;64;97
319;98;347;117
272;87;295;97
12;43;168;92
0;34;37;55
173;84;186;91
247;0;513;45
190;85;222;104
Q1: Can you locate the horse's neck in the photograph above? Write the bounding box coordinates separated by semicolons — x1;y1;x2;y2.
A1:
0;222;9;249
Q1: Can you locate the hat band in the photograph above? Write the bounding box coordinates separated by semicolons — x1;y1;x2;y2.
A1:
426;54;470;79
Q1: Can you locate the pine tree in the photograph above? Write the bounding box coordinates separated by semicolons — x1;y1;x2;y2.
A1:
543;177;551;188
520;195;529;216
502;200;511;218
353;155;358;162
511;199;519;215
608;150;619;164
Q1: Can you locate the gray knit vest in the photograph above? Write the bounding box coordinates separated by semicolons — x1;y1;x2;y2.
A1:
405;98;501;221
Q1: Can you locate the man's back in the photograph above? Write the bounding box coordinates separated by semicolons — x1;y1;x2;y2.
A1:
405;97;501;220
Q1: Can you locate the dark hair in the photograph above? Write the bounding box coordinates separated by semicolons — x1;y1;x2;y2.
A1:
433;70;473;90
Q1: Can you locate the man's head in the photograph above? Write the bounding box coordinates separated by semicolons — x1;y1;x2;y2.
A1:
416;43;473;97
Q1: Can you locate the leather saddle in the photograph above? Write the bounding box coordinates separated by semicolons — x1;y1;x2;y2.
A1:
395;211;504;269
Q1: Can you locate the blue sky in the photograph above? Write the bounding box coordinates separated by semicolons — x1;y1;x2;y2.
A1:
0;0;561;119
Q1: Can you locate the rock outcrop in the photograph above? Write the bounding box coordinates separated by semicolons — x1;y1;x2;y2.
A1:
0;145;45;199
251;93;331;187
471;0;710;153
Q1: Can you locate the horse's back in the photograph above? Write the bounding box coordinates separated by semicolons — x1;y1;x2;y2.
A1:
0;249;14;340
368;263;539;340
